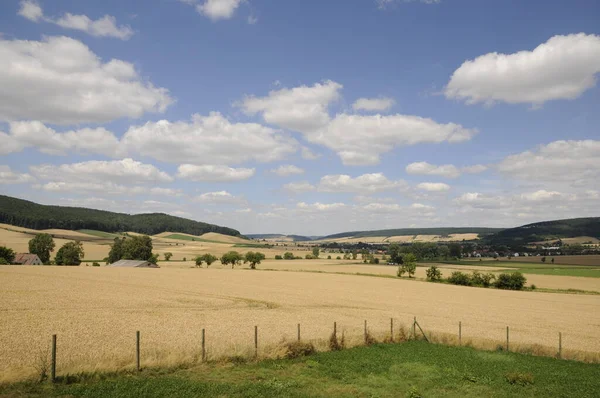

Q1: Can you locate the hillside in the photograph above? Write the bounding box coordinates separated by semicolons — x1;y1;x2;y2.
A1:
0;195;241;237
488;217;600;246
321;227;502;241
247;234;314;241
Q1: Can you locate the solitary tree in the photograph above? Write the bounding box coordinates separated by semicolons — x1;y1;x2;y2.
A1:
312;247;320;259
201;253;218;267
0;246;16;264
28;234;55;264
55;241;85;266
195;256;203;268
164;252;173;261
351;250;358;260
245;251;266;269
398;253;417;278
387;243;403;264
221;251;243;268
283;252;295;260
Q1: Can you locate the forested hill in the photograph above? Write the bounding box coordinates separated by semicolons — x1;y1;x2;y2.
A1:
487;217;600;246
321;227;503;240
0;195;241;237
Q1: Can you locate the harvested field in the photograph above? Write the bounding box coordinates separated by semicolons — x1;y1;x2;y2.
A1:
314;233;479;244
1;265;599;383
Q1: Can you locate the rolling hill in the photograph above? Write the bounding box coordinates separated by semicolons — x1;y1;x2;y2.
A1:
0;195;241;237
320;227;502;241
487;217;600;246
246;234;314;241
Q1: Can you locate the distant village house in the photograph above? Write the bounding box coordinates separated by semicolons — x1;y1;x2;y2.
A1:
13;254;43;265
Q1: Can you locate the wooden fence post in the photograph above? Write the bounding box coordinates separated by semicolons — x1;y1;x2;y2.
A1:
390;318;394;342
136;331;141;371
254;326;258;358
334;321;337;337
506;326;509;352
413;317;416;339
202;329;206;362
297;323;301;341
558;332;562;359
459;321;462;346
51;334;57;383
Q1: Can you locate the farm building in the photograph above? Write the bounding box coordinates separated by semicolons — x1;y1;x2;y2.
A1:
13;254;43;265
109;260;159;268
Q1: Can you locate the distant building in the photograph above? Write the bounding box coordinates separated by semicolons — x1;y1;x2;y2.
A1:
109;260;159;268
13;253;43;265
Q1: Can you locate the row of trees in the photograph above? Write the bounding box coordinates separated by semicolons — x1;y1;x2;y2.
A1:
107;236;158;264
217;251;266;269
0;234;85;265
425;266;528;290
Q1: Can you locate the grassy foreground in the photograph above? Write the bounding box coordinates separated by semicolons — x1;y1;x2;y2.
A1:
2;342;598;398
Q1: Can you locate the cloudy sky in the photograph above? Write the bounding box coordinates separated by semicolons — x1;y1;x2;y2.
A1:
0;0;599;236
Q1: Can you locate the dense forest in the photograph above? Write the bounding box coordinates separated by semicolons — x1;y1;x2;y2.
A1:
321;227;503;240
486;217;600;246
0;195;241;237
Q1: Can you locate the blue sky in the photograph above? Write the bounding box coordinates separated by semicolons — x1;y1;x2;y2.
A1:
0;0;599;236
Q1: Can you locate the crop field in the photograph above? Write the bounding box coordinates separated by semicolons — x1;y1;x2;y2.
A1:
313;233;480;244
1;265;600;384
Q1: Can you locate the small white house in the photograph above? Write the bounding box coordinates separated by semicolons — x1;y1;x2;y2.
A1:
109;260;159;268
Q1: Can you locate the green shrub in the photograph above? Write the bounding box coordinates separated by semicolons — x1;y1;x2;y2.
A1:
448;271;472;286
336;256;341;260
92;262;100;267
305;254;314;259
471;271;495;287
274;255;283;260
329;330;345;351
531;284;537;290
505;372;534;386
425;266;442;281
283;252;295;260
327;255;331;259
0;257;8;265
495;272;527;290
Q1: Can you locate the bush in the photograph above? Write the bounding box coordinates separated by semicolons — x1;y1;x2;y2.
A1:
327;255;331;259
531;284;537;290
471;271;495;287
425;266;442;282
0;258;8;265
495;272;527;290
305;254;314;259
448;271;472;286
274;255;283;260
329;330;345;351
336;256;341;260
283;252;295;260
282;341;316;359
505;372;534;386
92;262;100;267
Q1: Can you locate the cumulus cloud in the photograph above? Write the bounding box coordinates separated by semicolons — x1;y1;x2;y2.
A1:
177;165;255;182
0;165;35;184
445;33;600;107
194;191;244;204
18;1;134;39
271;165;304;177
197;0;242;20
0;36;172;124
352;97;395;112
30;159;173;185
416;182;451;192
297;202;346;211
283;181;316;194
497;140;600;186
301;146;321;160
406;162;488;178
4;121;121;157
241;80;342;132
318;173;406;193
406;162;461;178
122;112;297;165
377;0;441;9
241;81;476;165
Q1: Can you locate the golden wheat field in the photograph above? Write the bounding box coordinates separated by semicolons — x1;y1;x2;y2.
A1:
1;264;600;383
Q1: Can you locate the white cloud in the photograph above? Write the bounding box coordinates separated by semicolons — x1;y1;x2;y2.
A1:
0;36;172;124
316;114;477;165
445;33;600;107
194;191;244;204
406;162;461;178
177;164;255;182
197;0;242;20
462;164;488;174
242;81;476;165
362;203;401;212
520;190;570;202
271;165;304;177
297;202;346;211
30;158;173;184
247;15;258;24
301;146;321;160
18;0;43;21
416;182;451;192
241;80;342;132
410;203;435;210
453;192;507;209
18;1;134;39
122;112;297;165
0;166;35;184
352;97;395;112
377;0;441;9
318;173;406;193
497;140;600;186
6;121;120;156
283;181;315;194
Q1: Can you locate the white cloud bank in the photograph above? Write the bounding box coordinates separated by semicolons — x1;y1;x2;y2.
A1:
446;33;600;107
271;165;304;177
352;97;395;112
0;36;172;124
177;165;255;182
18;1;134;39
0;166;35;184
406;161;487;178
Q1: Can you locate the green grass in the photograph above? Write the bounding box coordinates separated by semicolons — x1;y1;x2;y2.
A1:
515;268;600;278
436;261;600;278
77;230;122;239
2;342;598;397
163;234;224;244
